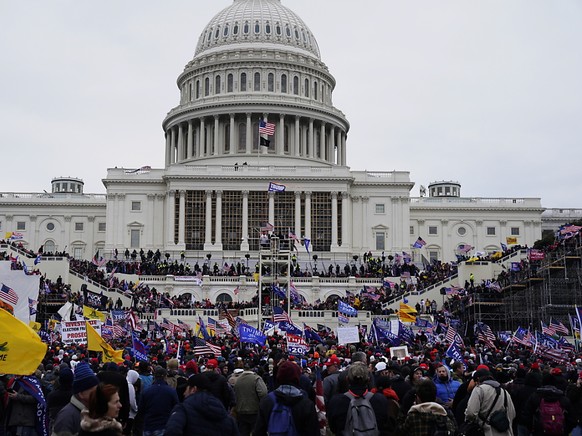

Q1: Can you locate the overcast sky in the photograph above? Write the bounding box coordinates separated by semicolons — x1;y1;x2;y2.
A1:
1;1;581;208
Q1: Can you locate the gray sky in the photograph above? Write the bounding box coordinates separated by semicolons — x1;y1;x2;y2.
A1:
1;1;581;208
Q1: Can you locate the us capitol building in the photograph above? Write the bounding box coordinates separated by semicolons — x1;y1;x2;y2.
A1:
0;0;575;273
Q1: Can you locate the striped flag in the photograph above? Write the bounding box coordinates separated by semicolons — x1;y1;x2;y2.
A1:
512;326;533;347
550;318;569;335
475;322;496;348
259;119;276;136
541;321;556;337
314;367;327;435
445;325;464;349
0;284;18;305
273;306;291;324
192;337;221;357
160;318;176;333
219;303;236;329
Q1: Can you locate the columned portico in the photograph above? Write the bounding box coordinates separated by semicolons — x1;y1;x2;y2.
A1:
304;191;312;240
241;191;249;251
177;190;186;250
214;190;223;249
204;190;213;250
166;190;175;246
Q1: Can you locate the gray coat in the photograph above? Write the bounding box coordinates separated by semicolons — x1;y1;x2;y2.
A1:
466;380;516;436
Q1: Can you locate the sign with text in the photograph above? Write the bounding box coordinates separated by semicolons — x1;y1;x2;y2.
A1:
337;326;360;345
61;320;101;344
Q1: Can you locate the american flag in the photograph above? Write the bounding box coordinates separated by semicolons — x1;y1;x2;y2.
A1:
192;337;221;357
458;244;473;253
550;318;569;335
0;284;18;305
219;303;236;329
445;325;464;348
160;318;176;333
475;322;496;348
541;321;556;337
273;306;291;323
512;326;533;347
126;309;142;332
233;286;239;296
177;319;192;332
259;120;276;136
314;367;327;435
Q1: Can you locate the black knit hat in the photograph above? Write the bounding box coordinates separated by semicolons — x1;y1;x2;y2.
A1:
72;361;99;394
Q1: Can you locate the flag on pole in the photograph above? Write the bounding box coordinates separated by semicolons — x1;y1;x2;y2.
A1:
273;306;292;323
550;318;569;335
259;119;276;136
0;308;47;375
85;321;124;363
0;284;19;305
412;237;427;249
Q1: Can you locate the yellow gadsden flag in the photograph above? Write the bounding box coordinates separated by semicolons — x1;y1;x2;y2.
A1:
85;321;124;364
83;305;107;322
398;302;417;323
0;308;47;375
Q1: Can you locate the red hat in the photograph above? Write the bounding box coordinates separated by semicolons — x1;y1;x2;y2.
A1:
550;368;562;376
206;359;219;369
531;363;540;370
476;364;490;371
185;360;199;374
419;363;429;370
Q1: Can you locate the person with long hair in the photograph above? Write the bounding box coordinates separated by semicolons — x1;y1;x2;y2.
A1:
79;383;123;436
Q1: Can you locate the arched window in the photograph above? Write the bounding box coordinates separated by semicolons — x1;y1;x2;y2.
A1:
313;80;318;100
216;293;233;303
240;72;247;91
294;28;300;40
267;73;274;92
238;123;246;151
254;21;260;34
223;24;229;37
243;21;250;34
44;240;56;253
215;75;221;94
304;78;309;97
204;78;210;96
196;80;200;99
254;72;261;91
285;25;291;38
281;74;287;93
265;22;271;34
227;74;234;92
214;27;220;40
276;23;282;36
293;76;299;95
233;22;239;35
224;124;230;153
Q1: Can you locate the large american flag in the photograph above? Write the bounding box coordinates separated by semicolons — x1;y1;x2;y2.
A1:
219;303;236;329
475;322;496;348
192;337;221;357
550;318;569;335
0;284;18;305
273;306;291;324
259;120;276;136
541;321;556;337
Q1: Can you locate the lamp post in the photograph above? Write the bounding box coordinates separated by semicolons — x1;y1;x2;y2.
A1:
245;253;250;274
312;254;318;275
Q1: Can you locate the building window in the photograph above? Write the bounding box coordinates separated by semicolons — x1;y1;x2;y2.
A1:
410;226;414;235
98;222;106;232
313;80;318;100
375;232;385;251
243;21;249;34
281;74;287;93
75;222;84;231
428;226;438;235
74;247;83;259
130;229;140;248
293;76;299;95
254;21;260;34
487;227;496;236
131;201;141;211
304;78;309;97
458;226;466;236
17;221;26;231
224;124;230;153
204;78;210;96
267;73;274;92
275;23;281;36
227;74;234;92
238;123;246;151
215;75;221;94
375;204;385;214
233;22;239;35
46;222;55;231
196;80;200;99
429;251;439;263
254;72;261;91
511;227;520;236
265;22;271;34
240;73;247;91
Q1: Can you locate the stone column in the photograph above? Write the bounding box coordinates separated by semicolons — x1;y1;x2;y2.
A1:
294;116;300;157
214;115;220;156
229;114;235;154
268;192;275;227
177;190;186;249
165;132;171;166
320;122;326;160
246;113;252;154
170;128;176;164
147;194;156;248
278;113;285;154
304;191;312;240
294;191;302;237
341;192;351;249
331;192;338;248
166;190;175;246
204;190;213;250
199;118;206;157
187;121;193;158
241;191;249;251
214;190;223;248
341;132;347;166
329;126;336;164
308;118;314;158
177;123;184;161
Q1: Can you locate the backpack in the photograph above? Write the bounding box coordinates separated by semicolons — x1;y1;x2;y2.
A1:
430;411;457;436
343;391;379;436
538;397;565;436
267;392;298;436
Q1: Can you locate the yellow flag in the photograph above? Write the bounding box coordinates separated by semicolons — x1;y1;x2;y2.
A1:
506;236;518;245
85;322;124;364
0;308;47;375
398;311;416;323
28;321;41;332
83;305;107;322
399;302;417;314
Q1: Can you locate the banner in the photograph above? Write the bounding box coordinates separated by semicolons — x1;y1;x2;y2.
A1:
86;322;124;363
239;324;267;346
337;326;360;345
83;288;105;309
286;333;308;355
0;262;41;321
61;319;100;344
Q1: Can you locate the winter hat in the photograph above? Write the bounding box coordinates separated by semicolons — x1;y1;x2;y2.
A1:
72;361;99;394
277;361;301;386
185;360;199;374
375;362;387;373
126;370;139;385
206;359;219;369
476;364;490;371
59;366;74;388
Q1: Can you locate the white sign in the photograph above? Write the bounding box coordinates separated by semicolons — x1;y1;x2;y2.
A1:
61;320;101;344
337;326;360;345
390;345;409;361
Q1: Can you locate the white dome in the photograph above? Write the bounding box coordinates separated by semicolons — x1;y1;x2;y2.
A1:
194;0;321;60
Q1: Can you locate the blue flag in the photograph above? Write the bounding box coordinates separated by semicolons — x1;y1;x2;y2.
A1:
304;238;310;254
303;324;324;343
34;254;42;265
239;324;267;346
279;321;302;336
446;342;466;369
272;284;287;300
338;300;358;316
132;331;148;362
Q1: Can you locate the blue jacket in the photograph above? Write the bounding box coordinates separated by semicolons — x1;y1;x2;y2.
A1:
434;374;461;405
138;379;179;431
164;391;239;436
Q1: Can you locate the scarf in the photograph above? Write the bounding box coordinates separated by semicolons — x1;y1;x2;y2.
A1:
80;410;123;435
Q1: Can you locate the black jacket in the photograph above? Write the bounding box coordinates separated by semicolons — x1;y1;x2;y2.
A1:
524;385;577;435
328;388;391;436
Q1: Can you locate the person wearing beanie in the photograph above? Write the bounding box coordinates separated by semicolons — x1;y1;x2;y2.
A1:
53;361;100;436
164;374;239;436
47;366;74;423
254;361;319;436
327;362;391;435
137;366;179;436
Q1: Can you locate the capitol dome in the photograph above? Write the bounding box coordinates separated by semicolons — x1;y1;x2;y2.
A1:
195;0;321;60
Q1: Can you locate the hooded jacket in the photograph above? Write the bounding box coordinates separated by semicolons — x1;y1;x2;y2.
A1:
164;391;239;436
400;402;457;436
434;371;461;405
253;385;319;436
524;385;576;436
465;380;517;436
